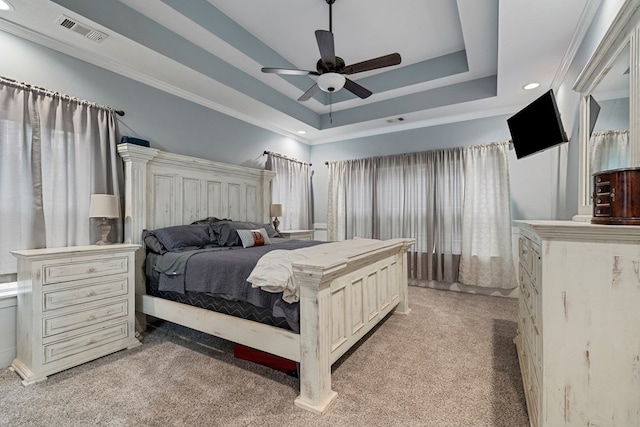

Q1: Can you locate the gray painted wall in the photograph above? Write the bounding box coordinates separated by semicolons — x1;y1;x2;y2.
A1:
309;115;568;223
0;30;310;170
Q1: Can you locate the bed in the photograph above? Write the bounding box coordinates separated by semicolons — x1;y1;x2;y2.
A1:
117;143;413;414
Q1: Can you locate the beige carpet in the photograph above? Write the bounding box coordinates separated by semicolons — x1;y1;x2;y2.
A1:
0;287;528;427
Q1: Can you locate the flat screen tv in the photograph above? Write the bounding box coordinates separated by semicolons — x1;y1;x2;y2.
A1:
507;89;569;159
588;94;601;138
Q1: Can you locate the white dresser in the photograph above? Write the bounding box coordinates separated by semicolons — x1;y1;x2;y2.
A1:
10;244;141;385
514;220;640;426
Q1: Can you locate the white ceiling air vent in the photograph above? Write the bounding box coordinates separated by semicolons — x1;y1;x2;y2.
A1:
55;15;108;43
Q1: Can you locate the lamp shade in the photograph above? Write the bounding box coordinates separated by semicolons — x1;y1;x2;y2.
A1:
270;203;283;217
89;194;120;219
317;72;346;93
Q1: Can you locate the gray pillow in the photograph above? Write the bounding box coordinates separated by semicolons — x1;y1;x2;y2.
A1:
211;220;264;246
152;224;213;252
142;230;166;254
262;223;281;238
190;217;228;225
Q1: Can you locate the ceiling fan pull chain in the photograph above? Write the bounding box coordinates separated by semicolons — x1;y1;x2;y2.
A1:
330;93;333;124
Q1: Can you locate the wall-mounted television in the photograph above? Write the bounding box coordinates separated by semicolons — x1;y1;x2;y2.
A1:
588;94;601;138
507;89;569;159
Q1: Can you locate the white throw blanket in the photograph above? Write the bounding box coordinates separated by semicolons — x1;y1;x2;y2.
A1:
247;238;380;303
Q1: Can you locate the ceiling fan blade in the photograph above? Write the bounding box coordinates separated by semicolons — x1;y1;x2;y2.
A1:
315;30;336;68
344;78;372;99
262;67;319;76
343;53;402;75
298;83;320;102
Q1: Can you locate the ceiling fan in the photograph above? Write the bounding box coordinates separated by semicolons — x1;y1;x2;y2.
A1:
261;0;401;102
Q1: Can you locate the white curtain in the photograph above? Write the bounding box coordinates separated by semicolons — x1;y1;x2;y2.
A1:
327;142;516;288
458;142;516;289
589;129;630;174
0;78;122;276
266;153;311;230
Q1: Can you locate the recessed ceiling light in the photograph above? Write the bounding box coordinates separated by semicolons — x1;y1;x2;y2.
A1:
0;0;13;11
297;130;306;135
523;82;540;90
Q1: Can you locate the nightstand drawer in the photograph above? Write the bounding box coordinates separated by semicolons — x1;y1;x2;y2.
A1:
43;300;129;337
43;257;128;284
43;321;130;364
43;276;129;312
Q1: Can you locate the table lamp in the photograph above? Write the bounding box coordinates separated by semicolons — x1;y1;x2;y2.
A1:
270;203;282;233
89;194;120;245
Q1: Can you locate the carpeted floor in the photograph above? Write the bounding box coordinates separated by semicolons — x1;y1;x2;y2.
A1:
0;286;529;427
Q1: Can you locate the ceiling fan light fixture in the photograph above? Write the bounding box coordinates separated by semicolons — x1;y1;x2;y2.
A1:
317;72;345;93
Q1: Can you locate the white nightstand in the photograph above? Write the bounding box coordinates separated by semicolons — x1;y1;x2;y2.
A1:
278;230;314;240
10;244;141;385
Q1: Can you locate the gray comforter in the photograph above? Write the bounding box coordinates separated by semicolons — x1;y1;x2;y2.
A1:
148;239;325;332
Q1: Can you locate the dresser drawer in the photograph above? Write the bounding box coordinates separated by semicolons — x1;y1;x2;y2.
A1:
43;321;130;364
43;257;129;285
43;276;128;312
43;300;129;338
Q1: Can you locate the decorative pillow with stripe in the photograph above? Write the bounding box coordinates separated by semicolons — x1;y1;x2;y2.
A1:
237;228;272;248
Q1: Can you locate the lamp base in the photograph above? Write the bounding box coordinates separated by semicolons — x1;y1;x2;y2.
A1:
96;220;112;245
272;217;280;233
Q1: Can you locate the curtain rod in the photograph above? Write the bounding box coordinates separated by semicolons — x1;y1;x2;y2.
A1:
263;150;311;166
0;76;125;117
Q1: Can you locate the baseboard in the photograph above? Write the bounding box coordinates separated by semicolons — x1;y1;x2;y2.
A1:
410;279;519;299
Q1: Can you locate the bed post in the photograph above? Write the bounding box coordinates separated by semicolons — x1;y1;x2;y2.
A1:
293;261;343;414
117;143;159;332
393;240;413;315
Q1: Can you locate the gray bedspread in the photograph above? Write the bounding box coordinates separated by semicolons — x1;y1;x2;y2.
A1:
148;239;325;332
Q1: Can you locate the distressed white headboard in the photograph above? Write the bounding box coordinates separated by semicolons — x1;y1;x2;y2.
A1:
117;143;275;244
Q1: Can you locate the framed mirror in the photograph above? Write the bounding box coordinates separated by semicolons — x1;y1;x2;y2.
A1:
574;0;640;219
587;45;630;199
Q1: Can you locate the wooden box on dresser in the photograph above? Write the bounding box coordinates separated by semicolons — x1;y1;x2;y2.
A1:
514;220;640;426
10;244;141;385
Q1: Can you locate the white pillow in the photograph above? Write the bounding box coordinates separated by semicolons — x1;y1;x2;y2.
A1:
237;228;272;248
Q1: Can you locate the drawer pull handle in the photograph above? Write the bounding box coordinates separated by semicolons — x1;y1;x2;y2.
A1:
88;291;96;297
88;339;96;345
88;267;97;273
88;315;96;321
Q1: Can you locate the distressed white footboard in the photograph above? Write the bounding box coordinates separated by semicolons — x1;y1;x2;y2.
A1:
293;238;413;414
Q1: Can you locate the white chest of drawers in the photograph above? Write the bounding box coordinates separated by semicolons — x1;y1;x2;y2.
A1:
514;220;640;426
10;244;141;385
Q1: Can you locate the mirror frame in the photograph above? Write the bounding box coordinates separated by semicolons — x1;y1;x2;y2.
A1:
573;0;640;220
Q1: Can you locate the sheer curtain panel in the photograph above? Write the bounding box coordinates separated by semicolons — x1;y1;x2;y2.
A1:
458;142;516;288
327;148;465;283
0;78;122;276
589;129;630;174
266;153;311;231
327;142;516;289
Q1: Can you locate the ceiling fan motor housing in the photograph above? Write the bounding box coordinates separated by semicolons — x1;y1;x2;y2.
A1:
316;57;345;74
